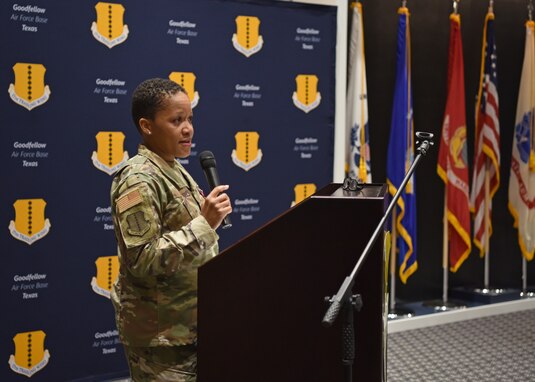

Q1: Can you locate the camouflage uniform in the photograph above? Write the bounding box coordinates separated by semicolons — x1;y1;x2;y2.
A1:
124;345;197;382
110;145;218;381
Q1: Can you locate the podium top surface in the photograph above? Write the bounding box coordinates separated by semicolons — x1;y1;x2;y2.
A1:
314;183;387;199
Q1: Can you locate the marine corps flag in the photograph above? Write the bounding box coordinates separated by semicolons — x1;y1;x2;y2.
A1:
437;13;471;272
346;1;371;182
508;20;535;261
470;9;500;258
386;6;417;284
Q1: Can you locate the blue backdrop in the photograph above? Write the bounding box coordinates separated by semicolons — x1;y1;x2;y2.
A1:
0;0;336;380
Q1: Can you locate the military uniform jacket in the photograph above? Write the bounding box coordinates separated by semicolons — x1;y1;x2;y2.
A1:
110;145;218;347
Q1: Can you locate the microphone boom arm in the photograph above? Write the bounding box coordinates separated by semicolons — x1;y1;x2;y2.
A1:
322;131;433;327
321;131;433;382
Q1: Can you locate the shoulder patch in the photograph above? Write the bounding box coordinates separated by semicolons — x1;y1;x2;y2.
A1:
126;210;150;236
117;188;143;213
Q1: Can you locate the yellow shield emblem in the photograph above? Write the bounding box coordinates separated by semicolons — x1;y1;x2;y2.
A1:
231;132;263;171
91;2;129;48
292;74;322;113
8;63;51;111
169;72;200;108
91;131;129;175
291;184;317;207
9;199;51;245
232;16;263;57
9;331;50;377
91;256;120;299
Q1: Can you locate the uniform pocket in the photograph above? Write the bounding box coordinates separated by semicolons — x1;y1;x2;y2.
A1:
164;193;194;231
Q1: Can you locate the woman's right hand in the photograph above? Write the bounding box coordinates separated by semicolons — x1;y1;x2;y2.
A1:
201;185;232;229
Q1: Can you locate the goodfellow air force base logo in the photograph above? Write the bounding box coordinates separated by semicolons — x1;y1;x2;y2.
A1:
9;331;50;377
232;132;262;171
293;74;321;113
169;72;199;108
291;183;316;207
8;63;50;111
91;2;129;48
92;131;129;175
9;199;51;245
232;16;263;57
91;256;119;298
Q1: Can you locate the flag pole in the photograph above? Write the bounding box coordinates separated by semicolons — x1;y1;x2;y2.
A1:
424;157;468;311
443;194;449;303
423;189;465;311
389;212;397;311
387;207;414;319
521;257;535;297
476;160;508;295
484;162;490;290
522;256;527;293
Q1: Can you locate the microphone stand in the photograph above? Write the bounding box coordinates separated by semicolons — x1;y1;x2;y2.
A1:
322;132;434;382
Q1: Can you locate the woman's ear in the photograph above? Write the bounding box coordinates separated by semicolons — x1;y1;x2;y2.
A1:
139;118;152;136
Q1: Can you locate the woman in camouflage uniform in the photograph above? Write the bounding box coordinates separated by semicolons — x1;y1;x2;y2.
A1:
110;78;232;381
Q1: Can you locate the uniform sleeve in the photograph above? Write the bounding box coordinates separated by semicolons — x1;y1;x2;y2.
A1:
113;175;218;278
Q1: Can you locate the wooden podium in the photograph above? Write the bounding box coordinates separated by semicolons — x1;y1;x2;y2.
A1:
198;183;388;381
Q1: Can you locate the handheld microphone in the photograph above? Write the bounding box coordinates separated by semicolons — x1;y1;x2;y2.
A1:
199;150;232;229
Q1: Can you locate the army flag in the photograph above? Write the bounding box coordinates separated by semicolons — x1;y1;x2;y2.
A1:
346;1;371;182
470;10;500;257
437;13;471;272
386;6;417;283
508;20;535;261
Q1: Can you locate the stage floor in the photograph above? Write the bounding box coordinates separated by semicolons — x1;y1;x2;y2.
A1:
387;299;535;381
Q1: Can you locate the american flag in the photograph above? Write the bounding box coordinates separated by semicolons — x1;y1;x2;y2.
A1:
470;11;500;257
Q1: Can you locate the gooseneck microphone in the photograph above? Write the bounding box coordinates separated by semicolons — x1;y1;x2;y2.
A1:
199;150;232;229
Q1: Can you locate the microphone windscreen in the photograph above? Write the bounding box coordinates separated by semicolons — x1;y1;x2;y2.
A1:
199;150;216;169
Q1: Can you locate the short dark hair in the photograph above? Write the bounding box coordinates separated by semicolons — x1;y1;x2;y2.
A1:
131;78;186;132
